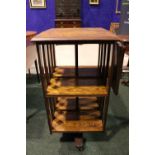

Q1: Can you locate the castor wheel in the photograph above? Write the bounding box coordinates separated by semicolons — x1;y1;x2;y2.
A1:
74;137;85;151
121;80;129;86
76;145;84;151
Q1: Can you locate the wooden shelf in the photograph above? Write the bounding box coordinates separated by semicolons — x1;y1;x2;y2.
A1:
47;85;108;97
56;97;99;111
46;73;108;97
51;114;104;132
50;96;104;132
53;67;100;78
54;110;101;121
46;67;107;132
50;77;105;86
52;120;103;132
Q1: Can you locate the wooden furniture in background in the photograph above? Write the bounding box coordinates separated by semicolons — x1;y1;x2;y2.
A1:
26;31;37;42
118;35;129;86
26;31;40;82
55;0;81;28
55;19;81;28
31;28;124;134
110;22;120;34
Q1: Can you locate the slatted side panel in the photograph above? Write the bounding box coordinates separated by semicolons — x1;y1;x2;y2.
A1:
98;43;114;87
36;44;56;87
36;43;57;132
112;42;125;95
97;42;115;130
36;41;115;132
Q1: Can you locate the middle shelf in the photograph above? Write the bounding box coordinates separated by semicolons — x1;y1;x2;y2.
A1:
46;77;108;97
55;97;99;111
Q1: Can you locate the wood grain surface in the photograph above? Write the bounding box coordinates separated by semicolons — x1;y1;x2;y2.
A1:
47;85;108;97
52;120;103;132
31;28;119;42
118;35;129;43
33;28;116;132
55;97;99;110
54;110;100;121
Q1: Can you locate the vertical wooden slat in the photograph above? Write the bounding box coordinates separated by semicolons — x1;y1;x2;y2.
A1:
75;44;79;77
112;42;125;95
36;43;53;133
99;44;103;75
53;97;57;111
102;43;107;84
34;59;40;82
36;44;45;89
50;44;54;74
102;96;110;130
97;44;104;112
42;44;50;84
98;44;101;69
103;43;115;130
52;44;56;67
100;97;105;118
47;44;52;77
101;44;105;76
101;43;106;76
108;44;115;88
105;44;111;78
45;98;53;133
49;98;54;118
76;97;79;111
102;43;109;84
100;44;104;75
75;44;79;112
97;44;102;109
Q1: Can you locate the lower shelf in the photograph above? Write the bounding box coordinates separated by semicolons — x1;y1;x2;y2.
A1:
54;110;101;121
56;97;99;111
51;107;104;132
51;119;104;132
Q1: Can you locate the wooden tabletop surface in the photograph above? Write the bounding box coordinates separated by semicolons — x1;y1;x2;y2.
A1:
31;28;120;42
117;35;129;43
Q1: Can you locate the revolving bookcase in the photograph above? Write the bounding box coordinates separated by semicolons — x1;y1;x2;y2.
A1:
32;28;123;133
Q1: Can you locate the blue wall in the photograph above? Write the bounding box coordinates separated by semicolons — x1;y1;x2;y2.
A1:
26;0;120;32
81;0;120;29
26;0;55;32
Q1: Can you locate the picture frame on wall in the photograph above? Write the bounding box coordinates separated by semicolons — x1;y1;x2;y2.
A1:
115;0;121;14
29;0;46;9
89;0;99;5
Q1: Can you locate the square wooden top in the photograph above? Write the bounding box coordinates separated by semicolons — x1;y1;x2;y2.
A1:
31;28;119;43
118;35;129;43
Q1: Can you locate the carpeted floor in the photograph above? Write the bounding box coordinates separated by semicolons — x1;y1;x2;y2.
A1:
26;77;129;155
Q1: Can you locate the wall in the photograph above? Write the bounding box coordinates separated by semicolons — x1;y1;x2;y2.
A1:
26;0;120;32
26;0;55;32
81;0;120;29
